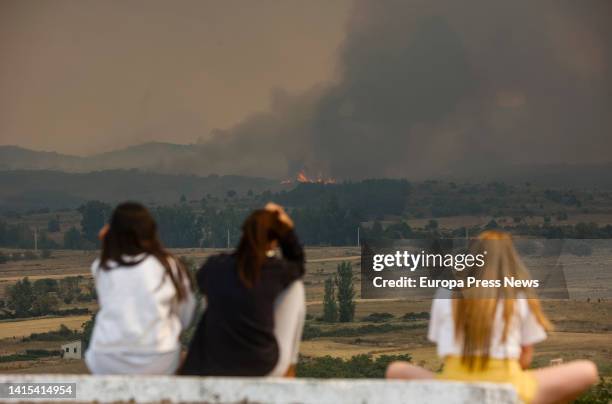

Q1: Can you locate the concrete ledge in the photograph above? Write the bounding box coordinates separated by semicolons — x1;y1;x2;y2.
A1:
0;374;519;403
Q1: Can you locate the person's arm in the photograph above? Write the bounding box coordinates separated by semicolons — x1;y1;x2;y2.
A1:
168;257;196;328
279;229;305;265
519;299;547;367
278;229;305;285
427;298;442;343
196;261;210;295
519;345;534;369
273;280;306;377
178;282;196;329
264;202;305;283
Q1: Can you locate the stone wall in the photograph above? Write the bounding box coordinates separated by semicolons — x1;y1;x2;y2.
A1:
0;375;519;403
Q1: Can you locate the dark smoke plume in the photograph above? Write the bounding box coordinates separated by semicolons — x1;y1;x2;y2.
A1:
194;0;612;180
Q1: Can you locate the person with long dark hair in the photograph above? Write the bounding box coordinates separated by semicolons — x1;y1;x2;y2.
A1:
85;202;195;375
180;203;306;376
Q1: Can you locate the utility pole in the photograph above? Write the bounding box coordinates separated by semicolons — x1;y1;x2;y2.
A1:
34;227;38;254
227;227;230;249
357;226;360;247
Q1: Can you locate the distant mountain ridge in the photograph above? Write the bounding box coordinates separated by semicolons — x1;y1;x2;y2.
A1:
443;162;612;190
0;142;199;173
0;145;83;171
2;143;612;189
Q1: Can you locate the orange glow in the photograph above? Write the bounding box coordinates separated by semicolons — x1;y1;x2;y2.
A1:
281;169;336;185
296;170;309;183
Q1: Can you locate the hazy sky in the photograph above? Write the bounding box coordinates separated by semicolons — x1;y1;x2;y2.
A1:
188;0;612;179
1;0;611;180
0;0;351;155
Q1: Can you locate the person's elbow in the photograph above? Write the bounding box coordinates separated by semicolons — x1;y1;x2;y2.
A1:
179;293;197;329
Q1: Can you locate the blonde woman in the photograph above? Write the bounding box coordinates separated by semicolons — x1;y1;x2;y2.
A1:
386;230;598;404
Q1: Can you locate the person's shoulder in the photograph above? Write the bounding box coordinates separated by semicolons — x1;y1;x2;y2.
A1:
90;258;101;275
514;293;531;316
432;296;452;312
144;254;167;270
202;253;234;269
434;288;453;299
116;254;163;276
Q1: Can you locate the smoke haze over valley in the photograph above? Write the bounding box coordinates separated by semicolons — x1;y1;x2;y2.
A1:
1;0;611;181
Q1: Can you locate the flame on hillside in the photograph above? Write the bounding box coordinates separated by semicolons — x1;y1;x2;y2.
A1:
281;169;336;185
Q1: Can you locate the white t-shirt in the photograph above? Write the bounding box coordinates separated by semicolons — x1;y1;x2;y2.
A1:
428;295;547;360
88;254;195;354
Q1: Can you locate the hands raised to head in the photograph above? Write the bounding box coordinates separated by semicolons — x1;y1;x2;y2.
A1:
264;202;294;229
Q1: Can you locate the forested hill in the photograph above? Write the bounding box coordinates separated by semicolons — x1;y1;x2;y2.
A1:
3;145;612;190
0;169;280;211
2;177;612;249
0;143;196;173
275;180;412;217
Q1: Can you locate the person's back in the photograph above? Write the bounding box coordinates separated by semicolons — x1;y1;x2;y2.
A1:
85;202;195;375
386;231;598;404
89;254;192;354
428;293;547;363
181;203;304;376
428;294;547;402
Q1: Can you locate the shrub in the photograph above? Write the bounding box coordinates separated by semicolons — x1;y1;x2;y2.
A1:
401;311;430;321
302;323;426;340
0;350;59;363
25;324;79;341
302;324;323;340
297;354;412;378
575;378;612;404
322;277;338;323
336;262;355;322
7;277;34;317
31;293;60;316
361;312;394;323
81;314;96;350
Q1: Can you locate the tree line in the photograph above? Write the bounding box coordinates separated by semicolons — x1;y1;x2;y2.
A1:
2;178;612;250
3;276;94;319
362;219;612;242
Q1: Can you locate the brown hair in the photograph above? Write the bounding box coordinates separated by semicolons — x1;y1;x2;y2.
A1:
235;209;290;288
453;230;552;369
100;202;192;301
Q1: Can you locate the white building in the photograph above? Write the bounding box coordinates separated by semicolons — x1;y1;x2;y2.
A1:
60;340;82;360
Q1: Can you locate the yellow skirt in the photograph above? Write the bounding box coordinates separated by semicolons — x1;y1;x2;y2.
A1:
437;356;538;404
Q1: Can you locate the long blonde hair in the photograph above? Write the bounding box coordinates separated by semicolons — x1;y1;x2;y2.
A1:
453;230;552;369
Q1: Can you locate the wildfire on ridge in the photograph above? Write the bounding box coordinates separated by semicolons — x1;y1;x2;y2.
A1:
281;169;336;185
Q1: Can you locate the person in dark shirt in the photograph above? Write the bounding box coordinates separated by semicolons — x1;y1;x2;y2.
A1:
180;203;305;376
